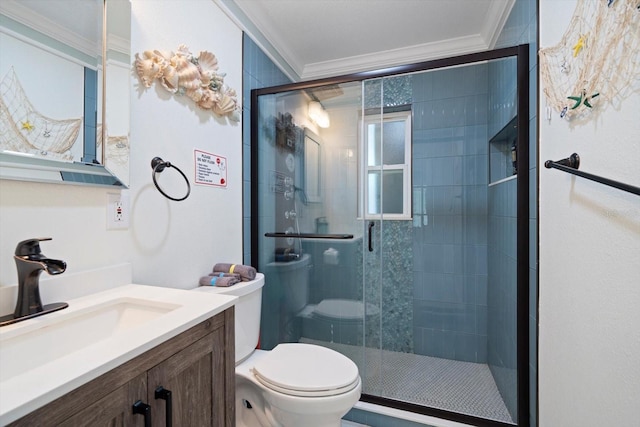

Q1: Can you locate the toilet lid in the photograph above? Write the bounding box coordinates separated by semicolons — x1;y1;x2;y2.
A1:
252;343;359;397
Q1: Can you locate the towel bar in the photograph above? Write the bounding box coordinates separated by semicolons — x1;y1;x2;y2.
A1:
545;153;640;196
265;232;354;239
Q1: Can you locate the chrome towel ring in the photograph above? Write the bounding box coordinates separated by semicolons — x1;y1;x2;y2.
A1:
151;157;191;201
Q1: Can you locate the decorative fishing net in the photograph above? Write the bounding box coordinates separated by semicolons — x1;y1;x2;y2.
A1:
539;0;640;121
0;67;81;160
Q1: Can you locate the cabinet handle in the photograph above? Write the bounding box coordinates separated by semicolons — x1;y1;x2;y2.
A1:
155;386;173;427
132;400;151;427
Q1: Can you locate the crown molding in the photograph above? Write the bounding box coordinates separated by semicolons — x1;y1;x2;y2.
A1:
213;0;301;82
301;34;490;80
484;0;517;49
218;0;514;82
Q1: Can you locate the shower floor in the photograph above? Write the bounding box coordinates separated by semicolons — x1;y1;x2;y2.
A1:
301;338;514;424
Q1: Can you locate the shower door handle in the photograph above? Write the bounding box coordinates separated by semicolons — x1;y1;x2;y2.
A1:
368;221;375;252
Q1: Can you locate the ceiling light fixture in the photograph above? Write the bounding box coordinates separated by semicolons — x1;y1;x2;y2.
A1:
308;101;330;128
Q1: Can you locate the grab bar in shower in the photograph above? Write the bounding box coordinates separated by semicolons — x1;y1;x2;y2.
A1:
265;232;354;239
544;153;640;196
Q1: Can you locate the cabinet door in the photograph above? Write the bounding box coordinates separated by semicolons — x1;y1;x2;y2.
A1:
58;373;147;427
148;330;224;426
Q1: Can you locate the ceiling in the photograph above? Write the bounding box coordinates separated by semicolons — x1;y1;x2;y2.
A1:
1;0;130;58
218;0;515;81
1;0;102;57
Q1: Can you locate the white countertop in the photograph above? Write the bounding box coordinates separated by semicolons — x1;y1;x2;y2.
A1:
0;284;236;425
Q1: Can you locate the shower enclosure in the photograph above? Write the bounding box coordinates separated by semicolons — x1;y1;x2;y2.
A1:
251;46;529;426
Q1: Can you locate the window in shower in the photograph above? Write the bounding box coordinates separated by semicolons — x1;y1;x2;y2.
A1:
361;110;412;219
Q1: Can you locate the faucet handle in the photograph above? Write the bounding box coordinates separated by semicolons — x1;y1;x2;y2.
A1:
15;237;52;258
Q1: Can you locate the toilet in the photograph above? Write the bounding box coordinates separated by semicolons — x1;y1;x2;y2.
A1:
192;273;361;427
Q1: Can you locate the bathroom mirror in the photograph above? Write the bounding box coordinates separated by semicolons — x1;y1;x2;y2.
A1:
0;0;131;187
302;128;321;203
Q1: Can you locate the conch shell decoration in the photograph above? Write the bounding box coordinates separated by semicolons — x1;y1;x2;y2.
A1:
134;44;240;121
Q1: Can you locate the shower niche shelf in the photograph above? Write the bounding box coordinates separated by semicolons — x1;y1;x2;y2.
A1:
489;116;518;185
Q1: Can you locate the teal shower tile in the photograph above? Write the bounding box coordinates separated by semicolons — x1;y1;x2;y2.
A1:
529;314;537;367
454;331;478;362
529;117;537;170
529;219;537;269
453;304;477;335
529;167;537;219
529;66;537;121
440;329;456;358
441;215;463;244
413;269;424;299
477;305;488;336
423;215;444;244
423;244;445;273
460;274;478;305
243;180;251;215
529;267;537;316
412;158;428;185
423;272;444;300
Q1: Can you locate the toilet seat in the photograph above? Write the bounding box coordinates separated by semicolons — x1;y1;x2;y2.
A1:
251;343;359;397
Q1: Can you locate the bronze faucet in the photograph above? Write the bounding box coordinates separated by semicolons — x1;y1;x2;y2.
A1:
0;238;68;326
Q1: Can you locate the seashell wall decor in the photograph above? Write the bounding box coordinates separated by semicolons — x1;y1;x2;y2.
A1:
134;44;240;121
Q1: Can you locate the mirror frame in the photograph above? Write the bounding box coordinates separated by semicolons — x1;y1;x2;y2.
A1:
0;0;129;188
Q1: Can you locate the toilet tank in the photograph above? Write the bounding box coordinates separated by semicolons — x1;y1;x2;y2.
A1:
264;253;310;313
192;273;264;364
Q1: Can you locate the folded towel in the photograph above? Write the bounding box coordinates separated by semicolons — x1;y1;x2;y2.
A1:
199;272;241;287
212;263;257;281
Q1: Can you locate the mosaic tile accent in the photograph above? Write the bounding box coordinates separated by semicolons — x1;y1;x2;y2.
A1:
364;75;413;109
365;220;414;353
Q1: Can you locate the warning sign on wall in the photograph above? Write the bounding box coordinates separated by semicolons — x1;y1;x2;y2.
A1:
194;149;227;187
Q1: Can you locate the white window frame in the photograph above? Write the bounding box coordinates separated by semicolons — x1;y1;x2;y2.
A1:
359;110;412;220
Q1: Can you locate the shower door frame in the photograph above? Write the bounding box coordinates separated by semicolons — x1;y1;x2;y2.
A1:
250;44;530;427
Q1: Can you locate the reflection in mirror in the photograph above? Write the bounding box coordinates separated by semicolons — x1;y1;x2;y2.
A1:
102;0;130;186
302;128;321;203
0;0;130;187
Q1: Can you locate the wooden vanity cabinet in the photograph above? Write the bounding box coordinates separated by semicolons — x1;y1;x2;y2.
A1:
9;308;235;427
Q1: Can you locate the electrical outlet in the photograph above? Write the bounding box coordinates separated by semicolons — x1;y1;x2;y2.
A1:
114;201;123;221
107;191;129;230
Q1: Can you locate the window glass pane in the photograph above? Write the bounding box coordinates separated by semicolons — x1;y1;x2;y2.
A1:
367;119;406;166
382;169;404;214
367;123;380;166
367;169;404;215
367;170;380;214
382;120;405;164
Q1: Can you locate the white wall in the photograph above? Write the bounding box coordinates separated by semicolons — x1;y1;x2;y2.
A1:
0;0;243;292
128;0;243;288
538;1;640;426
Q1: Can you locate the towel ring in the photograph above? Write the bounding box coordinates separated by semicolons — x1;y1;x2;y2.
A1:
151;157;191;201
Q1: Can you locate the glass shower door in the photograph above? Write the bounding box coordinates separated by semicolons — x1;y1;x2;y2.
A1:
359;57;522;425
360;74;416;401
252;46;527;426
254;82;370;355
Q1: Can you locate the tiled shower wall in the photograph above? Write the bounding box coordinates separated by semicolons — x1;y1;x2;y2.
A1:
487;55;519;421
492;0;538;424
242;35;292;265
411;64;490;363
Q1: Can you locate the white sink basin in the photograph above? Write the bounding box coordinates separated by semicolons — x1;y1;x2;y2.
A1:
0;283;237;425
0;297;179;383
